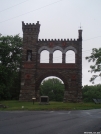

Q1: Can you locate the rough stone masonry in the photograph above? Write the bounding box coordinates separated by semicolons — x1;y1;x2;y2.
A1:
19;21;82;102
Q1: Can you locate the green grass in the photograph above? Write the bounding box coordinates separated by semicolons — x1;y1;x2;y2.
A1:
0;101;101;111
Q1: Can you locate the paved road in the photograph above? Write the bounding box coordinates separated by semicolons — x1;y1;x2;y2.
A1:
0;109;101;134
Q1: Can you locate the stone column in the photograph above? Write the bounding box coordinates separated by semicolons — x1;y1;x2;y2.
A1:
62;53;65;63
49;53;53;63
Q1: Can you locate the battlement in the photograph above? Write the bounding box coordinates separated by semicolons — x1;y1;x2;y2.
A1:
22;21;40;27
22;21;40;34
38;38;77;42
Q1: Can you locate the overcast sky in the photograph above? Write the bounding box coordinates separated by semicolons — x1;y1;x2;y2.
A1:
0;0;101;86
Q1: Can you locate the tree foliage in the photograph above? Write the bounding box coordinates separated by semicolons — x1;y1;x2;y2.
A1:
86;48;101;83
0;35;22;100
40;78;65;101
82;84;101;102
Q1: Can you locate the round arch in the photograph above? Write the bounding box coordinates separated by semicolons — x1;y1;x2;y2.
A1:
38;46;51;54
51;46;63;53
63;46;77;54
35;71;68;90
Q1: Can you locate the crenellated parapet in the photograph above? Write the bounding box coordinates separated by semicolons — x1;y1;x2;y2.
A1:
38;38;77;42
22;21;40;35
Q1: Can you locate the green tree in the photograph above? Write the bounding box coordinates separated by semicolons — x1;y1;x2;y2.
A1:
0;35;22;100
82;84;101;102
85;48;101;83
40;78;65;101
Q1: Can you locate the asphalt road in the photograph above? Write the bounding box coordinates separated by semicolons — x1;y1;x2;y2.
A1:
0;109;101;134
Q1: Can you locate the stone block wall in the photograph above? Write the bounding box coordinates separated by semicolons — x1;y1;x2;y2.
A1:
19;21;82;102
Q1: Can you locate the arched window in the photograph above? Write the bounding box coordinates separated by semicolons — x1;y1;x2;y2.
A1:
66;50;75;63
53;50;62;63
40;50;49;63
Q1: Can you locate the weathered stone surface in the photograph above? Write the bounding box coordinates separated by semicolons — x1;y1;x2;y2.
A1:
19;21;82;102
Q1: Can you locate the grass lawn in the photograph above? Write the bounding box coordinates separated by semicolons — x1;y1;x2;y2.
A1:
0;101;101;111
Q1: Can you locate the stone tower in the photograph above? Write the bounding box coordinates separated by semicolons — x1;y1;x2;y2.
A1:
19;21;82;102
19;21;40;101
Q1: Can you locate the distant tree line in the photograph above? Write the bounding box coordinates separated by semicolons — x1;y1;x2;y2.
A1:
82;84;101;102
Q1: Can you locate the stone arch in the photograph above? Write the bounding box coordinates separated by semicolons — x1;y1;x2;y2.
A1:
51;46;63;53
63;46;77;54
35;71;68;90
38;46;51;54
35;71;68;101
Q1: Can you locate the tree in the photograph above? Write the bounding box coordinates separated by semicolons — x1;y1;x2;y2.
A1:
0;35;22;100
82;84;101;102
40;78;65;101
85;48;101;83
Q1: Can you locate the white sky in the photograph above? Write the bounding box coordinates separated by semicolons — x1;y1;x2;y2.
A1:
0;0;101;86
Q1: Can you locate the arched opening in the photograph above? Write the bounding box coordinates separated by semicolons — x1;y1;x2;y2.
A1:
35;71;68;102
39;76;65;101
66;50;75;63
53;50;62;63
40;50;49;63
